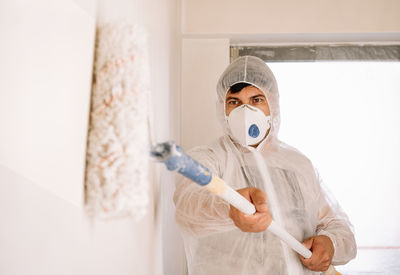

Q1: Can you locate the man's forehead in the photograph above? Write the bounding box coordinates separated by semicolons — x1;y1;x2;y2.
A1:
226;87;265;98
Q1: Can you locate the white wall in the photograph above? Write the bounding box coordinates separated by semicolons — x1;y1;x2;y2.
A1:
181;39;229;150
183;0;400;35
0;0;95;208
0;165;155;275
0;0;182;274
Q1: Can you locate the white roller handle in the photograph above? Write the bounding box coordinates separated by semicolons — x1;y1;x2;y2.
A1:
157;143;338;274
206;177;339;274
216;183;312;258
268;221;312;258
219;184;257;215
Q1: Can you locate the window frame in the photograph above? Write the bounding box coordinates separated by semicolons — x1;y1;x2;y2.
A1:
231;44;400;62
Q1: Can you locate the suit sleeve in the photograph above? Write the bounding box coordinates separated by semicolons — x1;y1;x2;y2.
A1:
173;146;235;237
314;171;357;265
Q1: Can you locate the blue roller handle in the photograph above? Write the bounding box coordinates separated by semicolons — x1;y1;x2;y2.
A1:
151;142;212;186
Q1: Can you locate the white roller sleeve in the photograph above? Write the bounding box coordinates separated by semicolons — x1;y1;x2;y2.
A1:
85;23;150;220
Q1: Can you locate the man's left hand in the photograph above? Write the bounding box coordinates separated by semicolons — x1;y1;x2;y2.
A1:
299;235;334;272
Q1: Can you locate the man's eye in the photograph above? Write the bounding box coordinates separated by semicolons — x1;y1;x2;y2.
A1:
253;97;264;103
228;100;239;105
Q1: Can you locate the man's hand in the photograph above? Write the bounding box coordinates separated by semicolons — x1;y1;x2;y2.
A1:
299;235;335;272
229;187;272;232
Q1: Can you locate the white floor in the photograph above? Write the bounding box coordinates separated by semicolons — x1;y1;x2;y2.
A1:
337;248;400;274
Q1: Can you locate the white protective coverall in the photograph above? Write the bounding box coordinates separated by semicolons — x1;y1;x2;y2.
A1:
174;56;357;274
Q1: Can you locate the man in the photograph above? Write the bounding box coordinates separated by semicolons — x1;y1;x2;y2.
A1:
174;56;356;274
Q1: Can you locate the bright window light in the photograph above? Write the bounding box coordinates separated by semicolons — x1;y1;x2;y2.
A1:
268;61;400;272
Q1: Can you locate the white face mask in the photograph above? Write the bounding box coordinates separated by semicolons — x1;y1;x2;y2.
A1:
227;104;271;146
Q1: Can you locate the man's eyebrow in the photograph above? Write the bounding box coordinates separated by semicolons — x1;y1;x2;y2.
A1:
226;96;240;101
251;94;266;99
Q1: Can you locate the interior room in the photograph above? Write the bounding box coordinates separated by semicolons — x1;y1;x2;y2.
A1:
0;0;399;274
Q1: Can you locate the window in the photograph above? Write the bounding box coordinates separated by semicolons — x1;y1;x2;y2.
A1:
233;45;400;274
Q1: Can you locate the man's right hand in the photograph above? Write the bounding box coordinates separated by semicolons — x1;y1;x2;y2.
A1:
229;187;272;232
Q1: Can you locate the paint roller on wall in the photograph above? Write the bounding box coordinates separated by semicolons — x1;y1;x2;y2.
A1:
84;22;339;274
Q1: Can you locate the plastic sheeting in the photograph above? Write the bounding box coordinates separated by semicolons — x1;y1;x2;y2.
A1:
174;56;357;274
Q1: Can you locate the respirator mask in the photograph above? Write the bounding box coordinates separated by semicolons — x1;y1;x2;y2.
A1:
227;104;271;146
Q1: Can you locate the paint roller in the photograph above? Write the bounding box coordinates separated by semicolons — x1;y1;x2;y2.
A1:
85;22;151;220
151;141;340;275
86;21;339;274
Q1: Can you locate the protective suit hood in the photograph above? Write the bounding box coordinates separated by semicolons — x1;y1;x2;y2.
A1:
216;56;280;150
